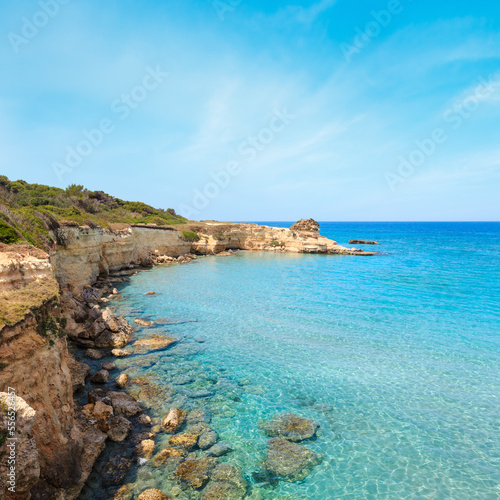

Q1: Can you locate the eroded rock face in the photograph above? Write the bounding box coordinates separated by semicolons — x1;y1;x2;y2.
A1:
0;393;40;499
265;438;322;482
289;219;320;233
260;413;319;442
175;457;218;489
68;358;91;392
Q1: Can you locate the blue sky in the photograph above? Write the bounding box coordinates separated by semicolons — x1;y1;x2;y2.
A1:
1;0;499;221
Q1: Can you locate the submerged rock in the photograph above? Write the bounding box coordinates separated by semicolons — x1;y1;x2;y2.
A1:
175;457;218;489
151;447;188;466
198;430;218;450
265;438;322;482
111;348;132;357
134;318;155;327
168;431;199;450
206;442;233;457
201;463;247;500
137;488;171;500
103;362;117;370
101;456;133;485
260;413;319;442
133;334;179;354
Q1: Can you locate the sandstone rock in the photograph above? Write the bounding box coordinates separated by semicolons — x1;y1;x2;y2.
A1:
162;408;186;433
111;348;131;357
93;401;114;420
265;438;322;482
102;308;121;331
289;218;320;233
90;369;110;384
68;357;91;392
85;348;104;359
115;373;129;388
198;430;218;450
151;447;188;466
108;391;142;416
136;439;155;459
260;413;319;442
133;334;179;354
134;318;155;327
101;456;132;485
168;431;199;450
137;489;171;500
206;442;233;457
138;414;152;425
175;457;218;489
107;416;133;442
102;362;117;370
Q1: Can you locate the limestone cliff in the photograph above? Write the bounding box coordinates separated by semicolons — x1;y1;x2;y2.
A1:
0;247;106;499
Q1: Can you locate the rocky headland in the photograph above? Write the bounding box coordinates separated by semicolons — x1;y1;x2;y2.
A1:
0;219;372;499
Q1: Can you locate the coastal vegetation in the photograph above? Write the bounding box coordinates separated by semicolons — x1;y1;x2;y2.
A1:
0;176;187;250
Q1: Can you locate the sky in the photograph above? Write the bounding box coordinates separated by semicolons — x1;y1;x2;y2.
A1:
1;0;499;221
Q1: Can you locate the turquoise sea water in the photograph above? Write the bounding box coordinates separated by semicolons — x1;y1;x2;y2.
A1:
97;222;499;499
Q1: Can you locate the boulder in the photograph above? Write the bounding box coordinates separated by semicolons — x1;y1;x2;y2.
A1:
175;457;218;489
111;348;131;357
90;369;110;384
133;334;179;354
162;408;186;433
136;439;155;459
85;348;104;360
260;413;319;442
107;415;133;442
138;414;152;425
108;391;142;416
93;401;114;420
88;388;111;405
168;431;199;450
265;438;322;482
95;328;130;349
102;362;117;370
115;373;129;389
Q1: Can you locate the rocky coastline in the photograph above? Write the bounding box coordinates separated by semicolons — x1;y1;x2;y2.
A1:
0;220;375;499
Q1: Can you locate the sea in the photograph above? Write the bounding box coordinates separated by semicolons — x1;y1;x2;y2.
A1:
79;222;500;499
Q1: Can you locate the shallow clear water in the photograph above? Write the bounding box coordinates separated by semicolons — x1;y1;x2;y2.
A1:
106;222;500;499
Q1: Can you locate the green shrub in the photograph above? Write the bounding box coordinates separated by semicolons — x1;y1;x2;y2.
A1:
182;231;200;242
270;240;283;248
0;220;19;244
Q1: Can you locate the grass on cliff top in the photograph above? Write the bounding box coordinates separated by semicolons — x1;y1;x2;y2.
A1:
0;176;188;251
0;277;60;329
